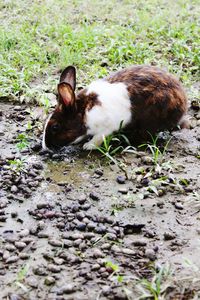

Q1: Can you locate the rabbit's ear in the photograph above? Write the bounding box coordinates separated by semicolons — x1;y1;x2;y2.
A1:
59;66;76;91
57;82;75;107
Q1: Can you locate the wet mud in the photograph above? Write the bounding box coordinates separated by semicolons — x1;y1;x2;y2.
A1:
0;101;200;299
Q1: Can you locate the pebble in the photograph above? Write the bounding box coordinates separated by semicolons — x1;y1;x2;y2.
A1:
57;284;77;295
111;244;121;253
48;239;63;247
27;277;38;288
19;253;30;260
19;229;30;237
164;231;176;240
116;175;126;184
9;294;21;300
71;233;84;240
47;264;61;273
32;162;43;170
64;240;73;248
87;222;96;230
11;185;18;193
145;249;156;261
118;187;128;194
95;169;103;176
45;276;56;285
89;192;100;201
76;212;85;220
76;222;86;231
6;255;19;264
91;263;101;271
141;156;154;165
38;231;49;238
78;195;87;204
132;239;147;247
14;241;27;249
84;232;95;239
95;225;107;234
33;266;48;276
5;244;16;251
92;248;105;258
82;203;91;210
122;248;135;255
175;202;184;210
101;243;111;250
73;239;82;247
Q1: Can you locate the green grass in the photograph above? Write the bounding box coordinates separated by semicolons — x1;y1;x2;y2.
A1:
0;0;199;103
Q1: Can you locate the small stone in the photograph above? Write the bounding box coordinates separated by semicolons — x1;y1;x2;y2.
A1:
175;202;184;210
145;249;156;261
19;253;30;260
47;264;61;273
11;185;18;193
82;203;91;210
45;276;56;285
33;266;47;276
32;162;43;170
48;239;63;247
19;229;30;237
116;175;126;184
83;232;95;239
141;156;154;165
95;225;107;234
76;222;86;231
78;195;87;204
118;187;128;194
164;231;176;240
70;233;84;240
6;255;19;264
122;248;135;255
92;248;105;258
91;263;101;271
87;222;96;230
27;277;39;288
95;169;103;176
73;239;82;247
37;202;49;209
38;231;49;238
76;212;85;221
111;245;121;253
57;284;77;295
89;192;100;201
11;212;18;218
101;243;111;250
5;244;16;251
14;241;26;249
132;239;147;247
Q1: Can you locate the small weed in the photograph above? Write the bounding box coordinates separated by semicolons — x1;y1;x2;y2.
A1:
15;264;29;292
139;133;172;166
16;133;29;151
8;158;26;173
95;122;136;164
137;264;172;300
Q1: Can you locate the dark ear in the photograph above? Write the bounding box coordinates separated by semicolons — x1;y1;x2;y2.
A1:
57;82;75;107
59;66;76;91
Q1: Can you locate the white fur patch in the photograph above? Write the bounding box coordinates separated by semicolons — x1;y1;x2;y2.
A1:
42;113;52;150
84;80;131;148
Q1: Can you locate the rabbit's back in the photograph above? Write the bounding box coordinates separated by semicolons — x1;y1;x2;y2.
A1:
107;65;187;133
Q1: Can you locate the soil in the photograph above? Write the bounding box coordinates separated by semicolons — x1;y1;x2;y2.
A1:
0;101;200;300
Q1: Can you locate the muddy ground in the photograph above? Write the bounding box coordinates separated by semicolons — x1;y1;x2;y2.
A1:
0;101;200;300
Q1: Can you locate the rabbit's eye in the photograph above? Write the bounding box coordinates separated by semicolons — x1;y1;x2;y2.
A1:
51;123;61;133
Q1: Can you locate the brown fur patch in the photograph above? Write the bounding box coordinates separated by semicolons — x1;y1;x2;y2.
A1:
108;65;187;135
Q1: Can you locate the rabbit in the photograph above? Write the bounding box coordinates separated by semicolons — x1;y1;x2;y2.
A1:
42;65;188;150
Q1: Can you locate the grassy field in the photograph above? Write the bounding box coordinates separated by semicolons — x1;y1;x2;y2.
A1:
0;0;199;104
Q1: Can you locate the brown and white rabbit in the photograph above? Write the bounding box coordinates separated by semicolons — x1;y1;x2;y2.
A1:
42;65;188;150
